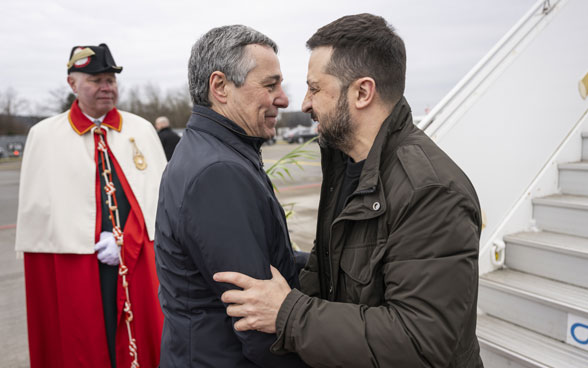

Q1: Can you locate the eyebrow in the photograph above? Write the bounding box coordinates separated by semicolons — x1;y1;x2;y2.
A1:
261;75;282;84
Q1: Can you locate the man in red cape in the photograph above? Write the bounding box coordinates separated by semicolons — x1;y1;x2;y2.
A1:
15;43;167;368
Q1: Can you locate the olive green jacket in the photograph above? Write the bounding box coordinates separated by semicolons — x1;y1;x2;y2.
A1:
272;98;484;368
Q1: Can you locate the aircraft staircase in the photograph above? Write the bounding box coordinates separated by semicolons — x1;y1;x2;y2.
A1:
414;0;588;364
477;132;588;367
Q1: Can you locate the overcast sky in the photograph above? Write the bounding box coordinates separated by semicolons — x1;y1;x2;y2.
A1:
0;0;537;117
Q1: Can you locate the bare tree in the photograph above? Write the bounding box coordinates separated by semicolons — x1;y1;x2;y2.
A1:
0;88;30;135
163;85;192;129
43;86;76;114
0;87;28;116
119;83;191;128
37;83;192;131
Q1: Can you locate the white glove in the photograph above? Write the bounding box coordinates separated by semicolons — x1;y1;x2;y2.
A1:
94;231;120;266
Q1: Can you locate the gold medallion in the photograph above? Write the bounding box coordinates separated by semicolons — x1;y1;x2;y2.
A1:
129;137;147;170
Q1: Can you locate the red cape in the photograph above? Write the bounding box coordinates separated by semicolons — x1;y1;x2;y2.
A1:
24;129;163;368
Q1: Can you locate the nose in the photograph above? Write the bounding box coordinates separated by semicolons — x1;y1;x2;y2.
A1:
274;87;289;109
301;90;312;113
98;84;110;92
98;80;114;91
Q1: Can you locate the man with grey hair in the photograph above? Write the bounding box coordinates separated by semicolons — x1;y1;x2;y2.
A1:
154;25;309;367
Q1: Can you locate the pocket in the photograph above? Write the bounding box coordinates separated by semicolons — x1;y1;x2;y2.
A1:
338;243;385;305
339;243;377;284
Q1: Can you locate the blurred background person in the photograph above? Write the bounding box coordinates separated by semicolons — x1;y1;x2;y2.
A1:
155;115;180;161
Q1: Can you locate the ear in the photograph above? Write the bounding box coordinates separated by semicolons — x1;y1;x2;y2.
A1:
67;75;77;94
209;71;229;105
352;77;376;110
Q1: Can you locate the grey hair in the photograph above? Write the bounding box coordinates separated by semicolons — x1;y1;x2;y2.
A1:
188;25;278;107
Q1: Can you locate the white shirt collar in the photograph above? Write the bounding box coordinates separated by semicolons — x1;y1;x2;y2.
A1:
83;112;106;125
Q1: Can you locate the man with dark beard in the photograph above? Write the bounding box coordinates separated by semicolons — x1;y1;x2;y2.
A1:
215;13;484;367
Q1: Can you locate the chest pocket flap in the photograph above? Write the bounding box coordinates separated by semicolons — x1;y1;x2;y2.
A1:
340;242;386;284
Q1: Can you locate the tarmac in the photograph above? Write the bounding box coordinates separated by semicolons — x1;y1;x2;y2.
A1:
0;160;28;368
0;142;322;367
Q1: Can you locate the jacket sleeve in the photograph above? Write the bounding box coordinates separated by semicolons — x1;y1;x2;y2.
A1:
178;162;308;368
272;186;480;367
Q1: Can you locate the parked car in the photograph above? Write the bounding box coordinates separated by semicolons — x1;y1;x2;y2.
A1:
263;137;276;146
172;128;185;138
7;142;24;157
283;124;318;144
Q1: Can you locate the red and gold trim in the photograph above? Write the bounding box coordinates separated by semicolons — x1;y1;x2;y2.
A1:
68;99;122;135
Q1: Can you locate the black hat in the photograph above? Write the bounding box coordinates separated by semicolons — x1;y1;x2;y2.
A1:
67;43;123;74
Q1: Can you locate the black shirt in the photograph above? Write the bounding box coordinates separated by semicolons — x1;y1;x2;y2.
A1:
335;156;365;217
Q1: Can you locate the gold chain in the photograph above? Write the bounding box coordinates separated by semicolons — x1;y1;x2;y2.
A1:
95;128;140;368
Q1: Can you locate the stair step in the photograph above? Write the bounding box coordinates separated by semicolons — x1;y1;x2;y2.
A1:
533;194;588;238
559;162;588;196
505;231;588;288
479;269;588;341
478;314;588;368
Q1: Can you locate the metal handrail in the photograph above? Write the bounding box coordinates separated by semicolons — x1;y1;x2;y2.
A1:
417;0;552;134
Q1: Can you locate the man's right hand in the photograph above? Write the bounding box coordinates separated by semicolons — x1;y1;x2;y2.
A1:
214;266;291;334
94;231;120;266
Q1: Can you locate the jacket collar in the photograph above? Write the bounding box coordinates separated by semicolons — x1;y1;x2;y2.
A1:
68;99;122;135
357;96;412;191
188;105;265;170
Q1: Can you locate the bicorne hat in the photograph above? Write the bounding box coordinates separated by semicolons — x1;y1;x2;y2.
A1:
67;43;123;74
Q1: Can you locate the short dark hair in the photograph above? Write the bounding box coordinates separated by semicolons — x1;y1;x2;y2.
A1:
306;13;406;104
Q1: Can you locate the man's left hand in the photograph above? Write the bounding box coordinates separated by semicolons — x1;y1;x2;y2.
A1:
94;231;120;266
213;265;291;334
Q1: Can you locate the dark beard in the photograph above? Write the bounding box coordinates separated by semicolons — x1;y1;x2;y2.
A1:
318;88;354;153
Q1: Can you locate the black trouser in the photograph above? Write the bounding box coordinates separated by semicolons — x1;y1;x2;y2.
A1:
99;262;118;368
